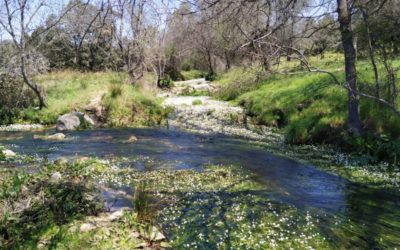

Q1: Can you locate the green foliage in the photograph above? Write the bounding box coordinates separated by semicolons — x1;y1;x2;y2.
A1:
0;167;103;248
110;84;123;98
0;151;5;161
102;83;169;127
217;56;399;148
347;134;400;167
158;75;174;89
181;70;207;80
0;74;35;125
14;71;169;127
133;181;154;224
205;72;219;82
236;73;347;144
215;67;266;101
192;99;202;105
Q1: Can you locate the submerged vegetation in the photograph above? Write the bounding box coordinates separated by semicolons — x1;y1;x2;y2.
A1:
1;151;398;249
0;158;168;249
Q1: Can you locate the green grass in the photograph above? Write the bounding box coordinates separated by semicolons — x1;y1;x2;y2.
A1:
102;83;169;127
192;99;202;105
216;54;400;145
181;70;207;80
0;159;167;249
17;71;169;127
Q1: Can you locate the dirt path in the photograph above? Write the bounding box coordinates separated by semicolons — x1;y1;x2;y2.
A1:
162;79;275;140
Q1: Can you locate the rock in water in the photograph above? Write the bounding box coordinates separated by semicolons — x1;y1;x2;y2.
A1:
33;133;66;141
56;112;95;131
2;149;16;158
126;135;138;143
46;133;66;140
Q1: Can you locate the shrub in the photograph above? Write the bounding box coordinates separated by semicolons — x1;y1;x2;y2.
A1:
347;134;400;167
110;84;122;98
181;70;207;80
0;74;35;125
205;72;219;82
216;68;267;101
158;75;174;89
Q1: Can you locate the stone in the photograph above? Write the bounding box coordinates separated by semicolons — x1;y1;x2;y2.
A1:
54;157;68;165
50;172;62;182
107;210;124;221
150;226;166;241
2;149;16;157
126;135;138;143
46;133;66;140
80;223;96;233
56;112;94;131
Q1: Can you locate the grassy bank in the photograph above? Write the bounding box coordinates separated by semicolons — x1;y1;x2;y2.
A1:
215;54;400;165
16;71;169;127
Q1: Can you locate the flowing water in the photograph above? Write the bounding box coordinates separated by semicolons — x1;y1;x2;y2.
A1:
1;128;399;248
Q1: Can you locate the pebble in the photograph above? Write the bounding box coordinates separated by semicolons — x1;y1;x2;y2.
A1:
50;172;62;182
80;223;96;233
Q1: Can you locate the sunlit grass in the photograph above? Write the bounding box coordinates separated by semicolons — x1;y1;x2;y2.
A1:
18;70;169;127
216;54;400;144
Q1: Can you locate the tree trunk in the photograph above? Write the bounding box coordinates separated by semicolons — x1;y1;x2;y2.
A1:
337;0;363;135
224;51;231;71
206;49;214;75
361;10;380;98
20;54;46;109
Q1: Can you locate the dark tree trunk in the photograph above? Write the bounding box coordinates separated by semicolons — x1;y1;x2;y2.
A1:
224;51;231;71
361;10;380;98
206;49;214;75
337;0;363;135
20;54;46;109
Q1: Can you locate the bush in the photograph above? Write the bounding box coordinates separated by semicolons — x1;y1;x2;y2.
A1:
0;74;35;125
347;134;400;167
181;70;207;80
215;68;267;101
110;84;123;98
205;72;219;82
102;83;169;127
158;75;174;89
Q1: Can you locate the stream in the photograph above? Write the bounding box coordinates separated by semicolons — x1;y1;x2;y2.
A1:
1;127;399;248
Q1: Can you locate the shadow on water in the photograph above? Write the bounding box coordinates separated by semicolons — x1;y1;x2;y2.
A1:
1;128;399;247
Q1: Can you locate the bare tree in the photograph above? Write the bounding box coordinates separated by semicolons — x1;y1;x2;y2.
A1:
336;0;363;135
113;0;148;84
0;0;76;109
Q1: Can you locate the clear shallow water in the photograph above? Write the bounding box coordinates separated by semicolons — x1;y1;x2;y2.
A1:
1;128;399;248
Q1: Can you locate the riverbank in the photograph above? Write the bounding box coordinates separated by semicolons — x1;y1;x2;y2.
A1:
161;78;400;192
3;71;169;128
1;72;400;249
